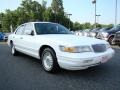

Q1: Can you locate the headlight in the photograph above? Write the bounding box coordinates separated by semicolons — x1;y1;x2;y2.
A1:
59;46;92;53
106;43;111;49
101;32;108;38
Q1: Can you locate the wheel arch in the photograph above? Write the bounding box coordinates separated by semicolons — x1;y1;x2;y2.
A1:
39;45;56;58
108;34;115;40
10;40;13;45
108;34;115;44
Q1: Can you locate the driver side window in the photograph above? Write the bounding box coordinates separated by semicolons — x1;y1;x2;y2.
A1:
23;23;34;35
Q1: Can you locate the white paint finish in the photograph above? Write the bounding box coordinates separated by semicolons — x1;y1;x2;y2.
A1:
8;22;115;70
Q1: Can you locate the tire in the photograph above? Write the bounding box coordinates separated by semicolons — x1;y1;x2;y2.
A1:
108;36;114;45
41;48;59;73
4;39;7;42
10;42;18;56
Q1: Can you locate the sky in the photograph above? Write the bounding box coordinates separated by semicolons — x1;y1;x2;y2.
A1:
0;0;120;25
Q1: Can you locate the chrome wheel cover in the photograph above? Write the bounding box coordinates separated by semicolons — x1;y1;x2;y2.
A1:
43;52;53;71
11;45;15;54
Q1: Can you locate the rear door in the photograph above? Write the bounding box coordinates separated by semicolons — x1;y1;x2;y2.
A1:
13;25;25;50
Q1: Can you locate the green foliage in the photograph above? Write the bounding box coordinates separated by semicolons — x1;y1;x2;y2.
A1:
0;0;73;32
73;22;114;31
73;22;92;30
0;0;115;32
107;24;114;28
42;0;47;8
0;13;4;32
84;22;91;29
51;0;64;13
73;22;81;30
43;7;54;21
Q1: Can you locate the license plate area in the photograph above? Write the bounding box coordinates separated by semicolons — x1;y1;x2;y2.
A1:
83;60;93;63
101;56;108;63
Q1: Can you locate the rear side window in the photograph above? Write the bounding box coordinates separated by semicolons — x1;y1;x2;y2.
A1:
15;25;25;35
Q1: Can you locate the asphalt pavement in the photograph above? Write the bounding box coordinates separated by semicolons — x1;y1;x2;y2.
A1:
0;43;120;90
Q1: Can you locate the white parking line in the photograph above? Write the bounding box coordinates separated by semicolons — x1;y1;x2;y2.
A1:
111;45;120;49
0;42;7;44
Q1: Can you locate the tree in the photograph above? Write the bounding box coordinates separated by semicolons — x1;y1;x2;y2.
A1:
0;0;115;32
43;7;54;22
96;24;102;28
107;24;114;28
21;0;43;21
0;13;4;32
51;0;64;13
0;0;74;32
1;10;17;32
42;0;47;8
0;0;45;32
73;22;92;31
84;22;91;29
73;22;81;30
51;0;64;23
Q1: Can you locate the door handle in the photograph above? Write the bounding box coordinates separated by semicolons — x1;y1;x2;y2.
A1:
20;37;23;39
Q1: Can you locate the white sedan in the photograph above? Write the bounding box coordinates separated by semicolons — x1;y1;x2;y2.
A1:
8;22;115;73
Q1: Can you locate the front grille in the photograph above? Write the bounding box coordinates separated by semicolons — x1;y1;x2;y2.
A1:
96;33;102;39
115;33;120;38
92;44;106;53
95;32;98;37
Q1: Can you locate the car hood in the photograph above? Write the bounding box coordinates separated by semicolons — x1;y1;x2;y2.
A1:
36;34;107;46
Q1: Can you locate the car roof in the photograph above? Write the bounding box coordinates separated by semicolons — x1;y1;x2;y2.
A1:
25;22;56;25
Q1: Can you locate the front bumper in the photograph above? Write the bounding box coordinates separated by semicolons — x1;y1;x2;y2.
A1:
57;48;115;70
100;37;108;41
114;39;120;45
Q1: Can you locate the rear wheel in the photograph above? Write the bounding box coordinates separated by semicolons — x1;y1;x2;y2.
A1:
41;48;59;73
10;42;18;56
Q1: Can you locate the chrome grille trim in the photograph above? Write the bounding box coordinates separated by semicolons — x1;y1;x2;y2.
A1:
92;44;107;53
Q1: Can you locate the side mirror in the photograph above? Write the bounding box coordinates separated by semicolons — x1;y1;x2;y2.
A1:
25;30;34;36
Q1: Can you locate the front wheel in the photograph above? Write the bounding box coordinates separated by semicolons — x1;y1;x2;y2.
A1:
108;36;114;45
41;48;59;73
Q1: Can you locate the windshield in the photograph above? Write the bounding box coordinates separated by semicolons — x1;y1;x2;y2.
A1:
109;26;120;32
91;28;101;32
35;23;72;35
100;27;111;32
